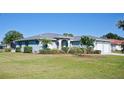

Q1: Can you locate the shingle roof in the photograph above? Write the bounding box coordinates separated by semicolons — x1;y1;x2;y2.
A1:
109;39;124;45
18;33;70;41
71;35;110;42
17;33;110;42
70;36;81;41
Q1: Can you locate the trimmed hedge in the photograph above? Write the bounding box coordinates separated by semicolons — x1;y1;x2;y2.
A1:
62;47;69;53
39;49;64;54
50;49;64;54
39;48;101;54
39;48;51;54
5;48;11;52
24;46;32;53
94;50;101;54
68;47;83;55
16;47;21;52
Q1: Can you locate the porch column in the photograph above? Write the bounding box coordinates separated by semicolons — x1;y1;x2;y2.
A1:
58;39;62;50
68;40;71;48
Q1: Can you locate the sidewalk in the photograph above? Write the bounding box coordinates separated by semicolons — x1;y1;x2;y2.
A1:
102;53;124;56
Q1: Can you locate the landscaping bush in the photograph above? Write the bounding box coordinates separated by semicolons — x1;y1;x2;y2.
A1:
50;49;64;54
24;46;32;53
94;50;101;54
16;47;21;52
62;47;69;53
86;47;94;54
39;48;51;54
68;47;83;55
5;48;11;52
39;49;64;54
80;48;87;54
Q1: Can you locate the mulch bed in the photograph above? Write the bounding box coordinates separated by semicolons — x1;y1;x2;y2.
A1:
78;54;104;58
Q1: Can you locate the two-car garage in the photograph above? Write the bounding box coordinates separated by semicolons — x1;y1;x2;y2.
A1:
94;40;111;54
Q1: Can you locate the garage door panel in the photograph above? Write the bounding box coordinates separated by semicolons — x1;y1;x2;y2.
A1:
95;42;111;54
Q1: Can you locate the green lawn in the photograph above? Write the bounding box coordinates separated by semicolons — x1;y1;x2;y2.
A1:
0;52;124;79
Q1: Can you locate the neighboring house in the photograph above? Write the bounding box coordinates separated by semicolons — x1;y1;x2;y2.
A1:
109;39;124;51
0;44;6;49
15;33;111;54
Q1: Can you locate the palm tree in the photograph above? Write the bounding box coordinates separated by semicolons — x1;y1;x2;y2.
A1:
80;36;95;54
40;39;52;49
117;20;124;53
117;20;124;31
80;36;95;48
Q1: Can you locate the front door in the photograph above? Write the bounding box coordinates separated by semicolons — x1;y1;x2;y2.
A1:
61;40;68;48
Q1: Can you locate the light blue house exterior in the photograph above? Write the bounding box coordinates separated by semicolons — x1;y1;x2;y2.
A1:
16;33;111;54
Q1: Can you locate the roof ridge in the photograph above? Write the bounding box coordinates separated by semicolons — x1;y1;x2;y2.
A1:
40;32;62;35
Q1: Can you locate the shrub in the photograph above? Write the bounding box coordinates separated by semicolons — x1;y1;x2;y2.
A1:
39;49;64;54
68;47;83;55
94;50;101;54
59;50;65;54
62;47;69;53
39;48;51;54
86;47;94;54
113;50;122;54
16;47;21;52
24;46;32;53
5;48;11;52
50;49;64;54
80;48;87;54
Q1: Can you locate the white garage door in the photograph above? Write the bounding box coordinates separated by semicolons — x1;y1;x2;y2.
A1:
103;43;110;53
96;43;103;53
95;42;111;54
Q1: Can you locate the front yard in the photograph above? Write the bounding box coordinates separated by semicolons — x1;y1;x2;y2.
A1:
0;53;124;79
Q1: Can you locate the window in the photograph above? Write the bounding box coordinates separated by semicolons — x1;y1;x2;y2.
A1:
28;40;39;45
71;41;80;45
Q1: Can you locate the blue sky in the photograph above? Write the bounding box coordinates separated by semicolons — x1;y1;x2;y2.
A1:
0;13;124;41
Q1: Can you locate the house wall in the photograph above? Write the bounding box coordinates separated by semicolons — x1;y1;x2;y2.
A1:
70;41;81;47
94;41;111;54
16;39;112;54
16;40;40;53
111;44;122;51
71;40;111;54
16;40;58;53
48;41;58;49
28;44;41;53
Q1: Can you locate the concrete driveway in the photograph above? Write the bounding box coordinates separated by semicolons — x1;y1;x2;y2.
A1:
102;53;124;56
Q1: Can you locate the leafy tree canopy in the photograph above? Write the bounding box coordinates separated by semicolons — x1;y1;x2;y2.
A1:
102;32;124;40
80;36;95;48
3;30;23;44
117;20;124;31
63;33;74;37
40;39;52;49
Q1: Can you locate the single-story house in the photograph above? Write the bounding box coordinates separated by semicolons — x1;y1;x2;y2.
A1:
0;44;6;49
15;33;111;54
109;39;124;51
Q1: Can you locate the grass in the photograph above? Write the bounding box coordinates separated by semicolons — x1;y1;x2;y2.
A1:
0;52;124;79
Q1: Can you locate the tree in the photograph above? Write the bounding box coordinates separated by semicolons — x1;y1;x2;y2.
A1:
122;44;124;53
41;39;52;49
63;33;74;37
102;32;124;40
117;20;124;53
3;30;23;44
117;20;124;31
80;36;95;48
